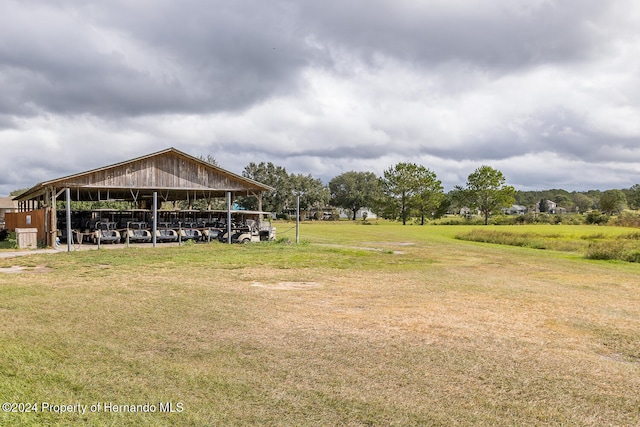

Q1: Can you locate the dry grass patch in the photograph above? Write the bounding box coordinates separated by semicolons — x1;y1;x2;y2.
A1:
251;281;320;290
0;225;639;425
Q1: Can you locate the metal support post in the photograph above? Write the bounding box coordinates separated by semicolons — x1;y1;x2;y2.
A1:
66;188;72;252
227;191;232;244
152;191;158;248
296;194;300;244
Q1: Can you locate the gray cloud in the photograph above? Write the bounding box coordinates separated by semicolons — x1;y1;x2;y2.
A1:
0;0;311;117
295;0;608;69
1;0;639;196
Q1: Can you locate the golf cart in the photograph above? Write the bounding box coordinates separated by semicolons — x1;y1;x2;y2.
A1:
177;222;202;242
201;220;225;242
123;222;152;243
156;222;179;243
92;221;121;244
218;219;271;243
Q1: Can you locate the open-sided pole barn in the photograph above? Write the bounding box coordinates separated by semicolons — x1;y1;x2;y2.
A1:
12;148;273;249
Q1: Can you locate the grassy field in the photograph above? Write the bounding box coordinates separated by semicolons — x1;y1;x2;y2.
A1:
453;225;640;260
1;221;639;426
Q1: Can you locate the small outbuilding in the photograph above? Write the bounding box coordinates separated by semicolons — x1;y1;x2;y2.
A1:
9;147;273;247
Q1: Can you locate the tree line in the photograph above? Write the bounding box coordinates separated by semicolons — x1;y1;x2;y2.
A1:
11;156;639;225
235;160;640;225
237;161;516;225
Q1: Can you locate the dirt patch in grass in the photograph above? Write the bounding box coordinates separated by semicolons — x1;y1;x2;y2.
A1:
363;241;416;246
251;281;320;290
0;265;52;274
321;243;408;254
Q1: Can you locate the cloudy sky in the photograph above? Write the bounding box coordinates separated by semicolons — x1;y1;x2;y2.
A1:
1;0;640;196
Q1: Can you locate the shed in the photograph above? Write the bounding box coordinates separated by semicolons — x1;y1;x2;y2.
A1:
11;147;273;247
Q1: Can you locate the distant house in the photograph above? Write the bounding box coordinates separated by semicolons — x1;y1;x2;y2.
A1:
0;196;19;225
538;200;558;214
504;204;527;215
339;208;377;220
459;207;473;216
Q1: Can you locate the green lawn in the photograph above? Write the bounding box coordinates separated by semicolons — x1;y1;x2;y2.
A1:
1;221;639;426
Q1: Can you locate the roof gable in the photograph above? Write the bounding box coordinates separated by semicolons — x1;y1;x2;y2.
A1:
16;148;272;201
53;149;259;190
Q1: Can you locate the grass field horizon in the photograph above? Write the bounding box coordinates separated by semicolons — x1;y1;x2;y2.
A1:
1;221;639;425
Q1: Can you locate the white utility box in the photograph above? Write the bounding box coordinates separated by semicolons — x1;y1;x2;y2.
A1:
15;228;38;249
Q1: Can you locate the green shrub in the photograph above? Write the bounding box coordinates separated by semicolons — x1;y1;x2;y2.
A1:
514;215;527;224
585;241;625;260
437;216;485;225
610;211;640;228
489;215;518;225
465;217;486;225
0;232;18;249
585;211;609;225
444;217;468;225
623;250;640;263
561;214;586;225
535;213;552;224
